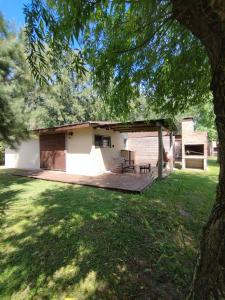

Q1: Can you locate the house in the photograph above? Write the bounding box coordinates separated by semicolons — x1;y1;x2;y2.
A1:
5;119;174;177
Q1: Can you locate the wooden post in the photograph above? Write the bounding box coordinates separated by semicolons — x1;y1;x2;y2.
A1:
158;125;163;180
169;132;174;172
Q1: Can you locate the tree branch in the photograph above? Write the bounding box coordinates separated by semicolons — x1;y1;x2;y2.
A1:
114;16;173;54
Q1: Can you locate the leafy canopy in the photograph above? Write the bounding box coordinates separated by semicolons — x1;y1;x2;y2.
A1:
0;12;113;148
25;0;211;116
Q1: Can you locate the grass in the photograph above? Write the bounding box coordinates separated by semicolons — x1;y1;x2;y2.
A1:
0;159;219;299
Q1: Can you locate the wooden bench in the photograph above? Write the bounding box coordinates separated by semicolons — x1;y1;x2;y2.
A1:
122;159;135;173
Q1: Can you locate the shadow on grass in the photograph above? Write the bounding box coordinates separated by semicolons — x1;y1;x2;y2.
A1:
0;170;31;225
0;169;30;187
0;161;219;299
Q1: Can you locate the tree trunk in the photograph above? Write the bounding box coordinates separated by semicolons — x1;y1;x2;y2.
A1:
158;125;163;179
170;1;225;297
217;140;220;163
187;56;225;299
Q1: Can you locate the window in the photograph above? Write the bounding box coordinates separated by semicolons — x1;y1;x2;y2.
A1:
94;135;111;148
94;135;102;147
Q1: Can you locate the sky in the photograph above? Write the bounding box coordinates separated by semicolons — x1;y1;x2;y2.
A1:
0;0;30;28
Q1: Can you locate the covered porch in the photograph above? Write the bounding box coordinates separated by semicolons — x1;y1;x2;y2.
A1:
98;119;176;179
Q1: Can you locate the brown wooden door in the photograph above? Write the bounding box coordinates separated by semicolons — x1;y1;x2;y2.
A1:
40;133;65;171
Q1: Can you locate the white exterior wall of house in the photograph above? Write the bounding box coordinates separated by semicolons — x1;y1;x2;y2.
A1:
90;128;126;174
5;138;40;169
5;127;126;175
66;127;94;175
66;127;126;175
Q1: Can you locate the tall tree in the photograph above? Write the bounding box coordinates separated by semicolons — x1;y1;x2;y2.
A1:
0;14;29;146
24;72;116;128
0;13;114;136
24;1;225;298
174;99;217;141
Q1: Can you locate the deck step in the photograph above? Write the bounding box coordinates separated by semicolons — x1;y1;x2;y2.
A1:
110;157;137;174
110;164;136;174
110;164;123;173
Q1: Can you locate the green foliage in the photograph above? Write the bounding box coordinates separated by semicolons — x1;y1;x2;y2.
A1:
24;1;86;84
0;159;218;299
0;14;29;146
173;97;217;140
0;13;119;137
23;72;111;129
3;21;158;128
0;6;215;145
193;101;217;141
24;1;211;117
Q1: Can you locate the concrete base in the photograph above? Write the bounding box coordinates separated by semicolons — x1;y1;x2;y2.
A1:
182;157;207;170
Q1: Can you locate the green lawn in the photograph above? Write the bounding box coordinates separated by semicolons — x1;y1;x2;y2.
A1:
0;159;219;299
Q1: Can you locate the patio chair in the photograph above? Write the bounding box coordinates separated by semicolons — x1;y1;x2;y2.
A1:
139;163;151;173
121;159;135;173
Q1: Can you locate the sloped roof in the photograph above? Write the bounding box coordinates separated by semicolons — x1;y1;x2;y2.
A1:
34;121;118;134
35;119;175;134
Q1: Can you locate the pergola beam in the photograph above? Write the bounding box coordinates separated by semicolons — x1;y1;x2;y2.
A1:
98;120;170;133
158;125;163;180
169;132;174;172
107;127;160;132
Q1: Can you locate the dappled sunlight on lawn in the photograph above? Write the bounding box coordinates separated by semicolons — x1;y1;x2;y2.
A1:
0;159;219;299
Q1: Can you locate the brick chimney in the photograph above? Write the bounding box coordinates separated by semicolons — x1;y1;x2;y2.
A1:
182;117;194;136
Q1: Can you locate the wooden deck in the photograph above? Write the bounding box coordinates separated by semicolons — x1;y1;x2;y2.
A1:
12;167;169;193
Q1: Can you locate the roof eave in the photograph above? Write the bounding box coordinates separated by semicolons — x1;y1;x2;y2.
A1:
34;122;92;134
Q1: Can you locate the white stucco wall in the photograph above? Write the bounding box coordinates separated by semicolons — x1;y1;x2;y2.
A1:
66;127;126;175
66;127;94;175
90;128;126;174
4;128;126;175
5;138;40;169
